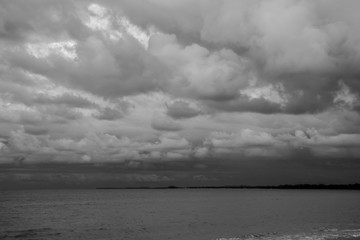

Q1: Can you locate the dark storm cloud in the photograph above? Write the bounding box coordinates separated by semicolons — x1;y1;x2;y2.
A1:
0;0;360;188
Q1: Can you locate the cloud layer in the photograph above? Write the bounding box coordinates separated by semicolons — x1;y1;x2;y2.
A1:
1;0;360;187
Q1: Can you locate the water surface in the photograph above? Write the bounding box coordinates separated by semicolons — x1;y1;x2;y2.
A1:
1;189;360;240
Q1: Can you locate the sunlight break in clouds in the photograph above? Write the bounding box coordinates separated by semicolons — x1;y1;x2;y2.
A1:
0;0;360;188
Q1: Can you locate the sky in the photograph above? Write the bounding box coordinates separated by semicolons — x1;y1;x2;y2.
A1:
0;0;360;189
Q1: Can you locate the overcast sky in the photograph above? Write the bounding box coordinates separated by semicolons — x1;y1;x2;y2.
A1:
1;0;360;189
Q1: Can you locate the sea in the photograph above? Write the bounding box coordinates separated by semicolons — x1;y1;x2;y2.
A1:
0;189;360;240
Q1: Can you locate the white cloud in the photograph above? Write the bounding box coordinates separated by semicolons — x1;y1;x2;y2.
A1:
334;81;359;109
149;33;253;100
240;83;288;108
118;17;152;49
26;40;77;60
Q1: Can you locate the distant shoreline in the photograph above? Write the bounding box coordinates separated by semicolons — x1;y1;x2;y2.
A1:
96;183;360;190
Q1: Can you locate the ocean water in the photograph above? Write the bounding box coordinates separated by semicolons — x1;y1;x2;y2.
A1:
0;189;360;240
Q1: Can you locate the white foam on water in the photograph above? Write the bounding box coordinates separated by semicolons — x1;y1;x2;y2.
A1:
216;229;360;240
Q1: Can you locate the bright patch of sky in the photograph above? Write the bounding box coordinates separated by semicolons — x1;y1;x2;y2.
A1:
26;41;77;60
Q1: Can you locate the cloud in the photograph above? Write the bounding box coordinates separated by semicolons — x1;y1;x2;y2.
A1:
33;93;95;108
94;107;126;120
1;0;360;187
2;128;196;164
149;33;253;100
151;114;183;131
210;129;277;149
197;127;360;159
334;81;360;110
4;122;360;167
1;1;168;100
3;0;360;116
205;95;283;114
193;174;211;181
111;0;360;110
8;129;47;153
24;125;48;135
126;174;174;182
166;100;202;119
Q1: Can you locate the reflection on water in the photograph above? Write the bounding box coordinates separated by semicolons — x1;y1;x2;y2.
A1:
0;189;360;240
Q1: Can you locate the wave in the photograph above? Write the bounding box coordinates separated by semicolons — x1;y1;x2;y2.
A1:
1;227;360;240
0;228;61;239
216;229;360;240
